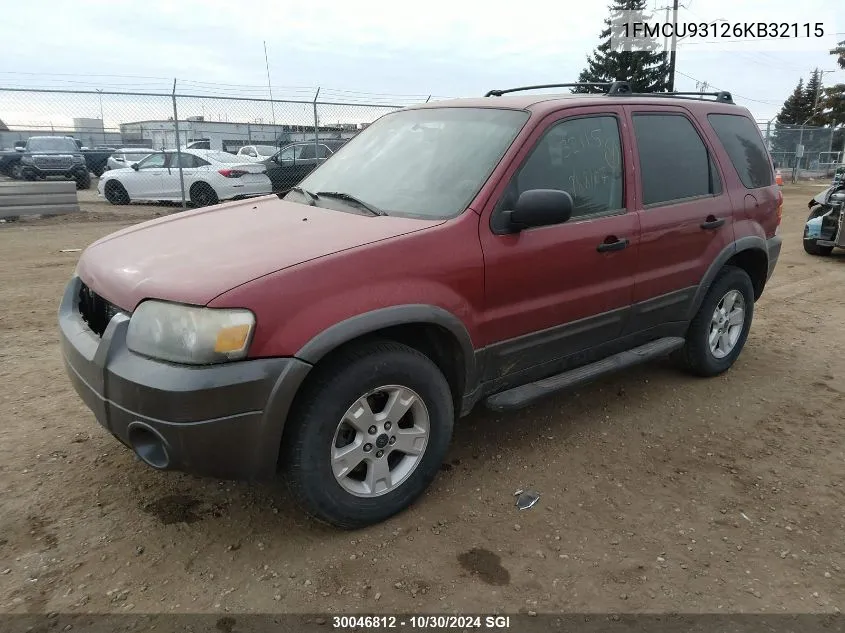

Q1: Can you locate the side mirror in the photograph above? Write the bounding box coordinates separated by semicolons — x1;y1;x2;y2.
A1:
14;146;24;152
131;163;140;171
505;189;573;231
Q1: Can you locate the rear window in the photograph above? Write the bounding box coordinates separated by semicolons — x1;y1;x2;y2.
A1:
707;114;773;189
632;114;718;206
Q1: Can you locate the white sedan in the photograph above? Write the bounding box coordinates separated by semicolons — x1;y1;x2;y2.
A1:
105;147;159;172
97;149;273;206
235;144;278;161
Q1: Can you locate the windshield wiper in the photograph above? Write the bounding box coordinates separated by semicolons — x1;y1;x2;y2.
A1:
290;186;318;205
314;191;386;216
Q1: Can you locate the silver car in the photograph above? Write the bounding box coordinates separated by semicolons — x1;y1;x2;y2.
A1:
105;148;159;172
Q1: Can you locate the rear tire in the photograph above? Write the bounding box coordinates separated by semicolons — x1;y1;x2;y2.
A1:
679;266;754;378
104;180;130;205
282;341;454;529
190;182;219;207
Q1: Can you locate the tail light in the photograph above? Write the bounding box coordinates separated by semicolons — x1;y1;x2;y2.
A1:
218;169;249;178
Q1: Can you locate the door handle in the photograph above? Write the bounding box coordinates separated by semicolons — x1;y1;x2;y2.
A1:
701;216;725;230
597;237;629;253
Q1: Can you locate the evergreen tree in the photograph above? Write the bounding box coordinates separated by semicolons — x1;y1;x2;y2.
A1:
574;0;669;94
771;78;805;157
831;40;845;70
802;68;825;125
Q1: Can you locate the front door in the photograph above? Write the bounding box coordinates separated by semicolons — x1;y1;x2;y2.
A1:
127;152;167;199
623;106;734;332
478;107;640;384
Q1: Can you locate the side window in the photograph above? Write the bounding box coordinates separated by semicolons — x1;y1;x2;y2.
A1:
632;114;718;206
169;153;202;168
299;144;317;160
499;115;624;220
137;153;166;169
317;145;332;158
707;114;773;189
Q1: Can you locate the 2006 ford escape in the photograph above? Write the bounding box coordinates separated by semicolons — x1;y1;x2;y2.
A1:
60;82;782;528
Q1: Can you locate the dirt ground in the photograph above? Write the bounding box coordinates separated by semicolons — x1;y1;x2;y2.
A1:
1;183;844;616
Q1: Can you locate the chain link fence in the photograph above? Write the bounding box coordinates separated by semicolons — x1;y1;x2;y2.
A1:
0;87;418;207
759;121;843;183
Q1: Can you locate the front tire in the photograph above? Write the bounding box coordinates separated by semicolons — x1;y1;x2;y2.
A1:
679;266;754;377
803;240;834;256
803;206;835;256
75;172;91;190
282;341;454;529
104;180;130;205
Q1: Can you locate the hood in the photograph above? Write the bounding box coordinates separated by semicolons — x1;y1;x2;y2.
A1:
77;197;442;311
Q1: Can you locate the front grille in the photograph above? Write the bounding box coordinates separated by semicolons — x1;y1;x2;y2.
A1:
78;282;120;337
34;155;73;170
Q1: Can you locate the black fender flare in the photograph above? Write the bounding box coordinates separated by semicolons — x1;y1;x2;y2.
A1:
295;304;478;388
686;236;768;320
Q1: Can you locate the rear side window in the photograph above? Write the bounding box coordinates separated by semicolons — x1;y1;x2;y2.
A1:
708;114;773;189
633;114;719;206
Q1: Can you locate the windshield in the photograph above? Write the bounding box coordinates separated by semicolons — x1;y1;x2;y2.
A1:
123;152;152;162
27;137;78;152
293;107;529;218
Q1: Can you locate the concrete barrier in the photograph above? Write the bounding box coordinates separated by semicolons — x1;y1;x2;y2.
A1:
0;181;80;219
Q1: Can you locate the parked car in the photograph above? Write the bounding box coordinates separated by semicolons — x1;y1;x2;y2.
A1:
236;144;278;161
803;180;845;255
97;148;272;206
105;148;158;172
262;139;347;192
70;139;115;177
12;136;90;189
60;82;782;528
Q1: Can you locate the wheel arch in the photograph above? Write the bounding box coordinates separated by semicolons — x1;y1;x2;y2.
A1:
688;237;769;319
294;305;478;417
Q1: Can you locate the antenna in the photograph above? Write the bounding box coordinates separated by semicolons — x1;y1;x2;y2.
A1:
263;41;276;127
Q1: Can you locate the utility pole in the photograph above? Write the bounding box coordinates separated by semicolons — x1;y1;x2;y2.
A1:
264;41;276;128
667;0;679;91
96;89;105;144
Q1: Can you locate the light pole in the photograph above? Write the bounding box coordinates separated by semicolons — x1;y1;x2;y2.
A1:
96;89;105;145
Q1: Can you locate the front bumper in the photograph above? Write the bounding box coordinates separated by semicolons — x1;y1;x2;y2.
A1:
58;276;311;480
21;164;88;179
766;235;782;281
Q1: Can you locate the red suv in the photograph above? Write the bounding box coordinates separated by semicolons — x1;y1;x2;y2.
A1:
59;82;782;528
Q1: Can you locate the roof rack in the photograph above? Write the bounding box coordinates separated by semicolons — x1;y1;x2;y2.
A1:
614;90;735;104
484;81;632;97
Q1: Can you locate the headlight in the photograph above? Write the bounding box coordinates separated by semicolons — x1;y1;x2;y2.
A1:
72;155;85;164
126;300;255;365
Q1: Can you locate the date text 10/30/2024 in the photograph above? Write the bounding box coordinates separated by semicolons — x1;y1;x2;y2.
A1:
332;615;512;629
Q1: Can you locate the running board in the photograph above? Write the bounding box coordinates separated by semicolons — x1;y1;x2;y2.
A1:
483;337;686;412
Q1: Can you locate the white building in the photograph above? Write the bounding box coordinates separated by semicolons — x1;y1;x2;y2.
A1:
119;118;364;152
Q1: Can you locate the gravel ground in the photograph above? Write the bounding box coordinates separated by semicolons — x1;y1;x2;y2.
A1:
1;183;844;616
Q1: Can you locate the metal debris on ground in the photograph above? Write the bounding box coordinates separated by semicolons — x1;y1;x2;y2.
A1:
514;489;540;510
60;248;82;253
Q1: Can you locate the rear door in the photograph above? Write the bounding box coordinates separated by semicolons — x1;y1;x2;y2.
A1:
161;152;204;199
623;106;733;333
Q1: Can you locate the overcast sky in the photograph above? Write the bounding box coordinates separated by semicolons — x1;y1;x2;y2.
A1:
1;0;843;128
